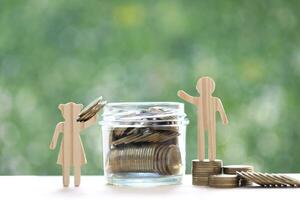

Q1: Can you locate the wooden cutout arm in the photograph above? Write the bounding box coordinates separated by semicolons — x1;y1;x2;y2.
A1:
80;115;98;131
49;122;64;150
216;98;228;125
177;90;196;105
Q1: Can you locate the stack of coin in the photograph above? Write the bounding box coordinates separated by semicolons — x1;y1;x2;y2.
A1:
108;145;156;173
209;174;239;188
237;171;300;187
192;159;222;186
107;144;182;175
77;96;106;122
223;165;254;186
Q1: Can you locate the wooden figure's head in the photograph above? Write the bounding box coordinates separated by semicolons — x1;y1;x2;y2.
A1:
58;102;83;120
196;76;215;95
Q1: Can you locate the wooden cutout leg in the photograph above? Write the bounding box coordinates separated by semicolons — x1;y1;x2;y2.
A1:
74;165;81;187
208;124;216;161
198;123;205;161
208;131;213;160
62;165;70;187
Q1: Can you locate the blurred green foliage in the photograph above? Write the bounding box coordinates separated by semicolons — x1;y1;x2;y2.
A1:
0;0;300;175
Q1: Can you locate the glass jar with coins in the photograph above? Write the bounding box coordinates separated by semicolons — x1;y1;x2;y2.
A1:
100;102;189;186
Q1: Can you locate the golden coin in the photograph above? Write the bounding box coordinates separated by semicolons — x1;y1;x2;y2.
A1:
208;174;238;188
223;165;254;186
223;165;254;174
159;145;170;175
78;97;102;116
77;96;106;122
192;176;209;186
166;145;182;175
192;159;222;177
237;171;265;187
154;145;164;173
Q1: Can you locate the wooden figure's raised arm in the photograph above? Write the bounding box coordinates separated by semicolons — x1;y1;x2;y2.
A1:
216;98;228;125
177;90;196;105
50;122;64;150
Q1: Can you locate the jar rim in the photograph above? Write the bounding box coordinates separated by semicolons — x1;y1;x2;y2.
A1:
99;118;189;127
104;101;184;106
100;101;188;125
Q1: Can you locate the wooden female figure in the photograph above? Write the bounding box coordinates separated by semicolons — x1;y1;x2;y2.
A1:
49;102;97;187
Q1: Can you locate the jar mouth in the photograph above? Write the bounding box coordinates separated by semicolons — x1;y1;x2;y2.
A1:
100;102;189;127
99;118;189;128
106;102;183;105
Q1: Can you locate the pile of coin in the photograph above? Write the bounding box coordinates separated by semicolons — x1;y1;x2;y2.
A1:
112;128;179;145
237;171;300;187
109;107;181;146
77;96;106;122
107;144;182;175
191;161;252;188
223;165;254;186
106;106;183;176
191;160;300;188
209;174;239;188
192;159;222;186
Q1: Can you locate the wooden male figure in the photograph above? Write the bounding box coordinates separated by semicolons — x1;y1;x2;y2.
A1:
49;102;97;187
177;76;228;161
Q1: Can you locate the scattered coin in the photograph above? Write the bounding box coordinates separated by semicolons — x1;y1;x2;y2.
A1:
223;165;254;186
237;171;300;187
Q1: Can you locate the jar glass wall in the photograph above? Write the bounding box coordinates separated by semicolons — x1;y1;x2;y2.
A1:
100;102;189;186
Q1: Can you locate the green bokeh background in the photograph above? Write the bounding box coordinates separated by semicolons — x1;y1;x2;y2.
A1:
0;0;299;175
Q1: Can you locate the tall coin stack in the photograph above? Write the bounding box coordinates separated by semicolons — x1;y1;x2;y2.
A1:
192;159;222;186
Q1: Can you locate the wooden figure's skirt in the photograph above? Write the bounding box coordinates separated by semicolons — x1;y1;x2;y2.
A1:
56;142;87;166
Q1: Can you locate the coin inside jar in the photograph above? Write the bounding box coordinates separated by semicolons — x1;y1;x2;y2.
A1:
101;103;188;186
166;145;182;175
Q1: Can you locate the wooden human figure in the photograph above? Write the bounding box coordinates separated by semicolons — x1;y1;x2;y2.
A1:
177;76;228;161
49;102;97;187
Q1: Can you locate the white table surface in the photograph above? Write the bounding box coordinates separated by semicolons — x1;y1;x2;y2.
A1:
0;175;299;200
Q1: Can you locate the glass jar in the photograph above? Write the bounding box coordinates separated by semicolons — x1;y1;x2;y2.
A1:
100;102;189;186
